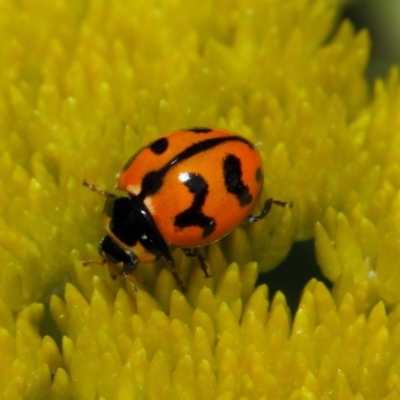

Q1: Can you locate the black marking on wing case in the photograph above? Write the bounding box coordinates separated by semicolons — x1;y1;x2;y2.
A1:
150;137;169;154
173;173;216;238
223;154;252;206
141;170;163;196
139;135;252;198
187;127;213;134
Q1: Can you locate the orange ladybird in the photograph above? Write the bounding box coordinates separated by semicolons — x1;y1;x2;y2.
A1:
84;127;289;290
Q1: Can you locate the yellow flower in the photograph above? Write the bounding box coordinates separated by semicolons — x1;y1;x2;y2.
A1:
1;0;400;398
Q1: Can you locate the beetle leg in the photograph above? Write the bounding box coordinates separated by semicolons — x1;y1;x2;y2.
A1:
121;271;140;292
183;248;211;278
247;198;291;223
161;254;186;291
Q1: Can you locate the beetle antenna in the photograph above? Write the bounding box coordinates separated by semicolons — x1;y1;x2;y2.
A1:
82;259;105;267
83;180;116;198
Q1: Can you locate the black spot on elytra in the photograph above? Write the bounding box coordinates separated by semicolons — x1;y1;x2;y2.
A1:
150;137;169;154
139;135;252;199
223;154;252;206
188;127;212;134
255;167;263;183
141;171;163;196
174;173;215;238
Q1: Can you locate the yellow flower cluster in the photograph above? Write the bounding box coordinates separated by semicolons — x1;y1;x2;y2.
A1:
1;0;400;398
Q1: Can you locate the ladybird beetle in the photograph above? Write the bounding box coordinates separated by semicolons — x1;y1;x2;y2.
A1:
84;127;289;291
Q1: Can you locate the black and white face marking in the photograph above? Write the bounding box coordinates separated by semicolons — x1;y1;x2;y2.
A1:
104;196;171;260
223;154;253;206
174;172;216;238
